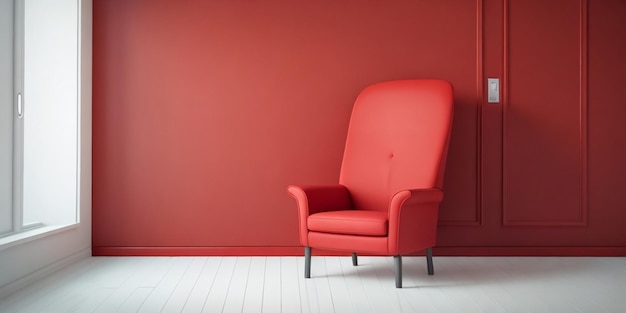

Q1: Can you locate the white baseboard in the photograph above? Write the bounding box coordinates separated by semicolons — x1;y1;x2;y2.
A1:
0;248;91;300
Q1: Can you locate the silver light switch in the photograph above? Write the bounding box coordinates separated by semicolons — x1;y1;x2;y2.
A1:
487;78;500;103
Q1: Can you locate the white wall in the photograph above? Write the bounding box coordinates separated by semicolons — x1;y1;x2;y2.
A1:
0;0;92;299
0;0;14;235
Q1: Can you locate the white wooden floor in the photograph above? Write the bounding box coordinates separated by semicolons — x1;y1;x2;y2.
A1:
0;256;625;313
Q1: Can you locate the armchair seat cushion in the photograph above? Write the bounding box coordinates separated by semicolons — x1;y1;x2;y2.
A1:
308;210;388;236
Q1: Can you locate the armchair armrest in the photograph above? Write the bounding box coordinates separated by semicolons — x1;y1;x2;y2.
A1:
287;185;353;246
287;185;354;215
389;188;443;209
387;188;444;255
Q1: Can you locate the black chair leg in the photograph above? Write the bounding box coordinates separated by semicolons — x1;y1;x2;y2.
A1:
394;255;402;288
304;246;311;278
426;247;434;275
351;253;358;266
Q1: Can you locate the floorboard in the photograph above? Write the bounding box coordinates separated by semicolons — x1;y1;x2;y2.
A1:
0;256;624;313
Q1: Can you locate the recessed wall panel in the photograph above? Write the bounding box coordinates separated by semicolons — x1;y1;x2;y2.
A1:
438;0;483;226
503;0;587;226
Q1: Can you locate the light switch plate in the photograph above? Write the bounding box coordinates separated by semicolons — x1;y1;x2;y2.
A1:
487;78;500;103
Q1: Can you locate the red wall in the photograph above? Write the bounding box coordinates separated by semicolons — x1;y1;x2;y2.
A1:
92;0;626;256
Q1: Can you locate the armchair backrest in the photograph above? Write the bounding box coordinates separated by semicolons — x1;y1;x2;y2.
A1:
339;79;454;211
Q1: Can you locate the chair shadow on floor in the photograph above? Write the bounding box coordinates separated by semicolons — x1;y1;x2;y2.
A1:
312;256;601;289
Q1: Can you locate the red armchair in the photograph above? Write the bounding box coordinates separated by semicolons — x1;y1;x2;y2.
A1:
287;79;454;288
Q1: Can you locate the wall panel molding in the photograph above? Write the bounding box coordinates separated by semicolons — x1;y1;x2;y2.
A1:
502;0;588;227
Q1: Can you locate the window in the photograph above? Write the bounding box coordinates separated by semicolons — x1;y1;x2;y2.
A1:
0;0;81;239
